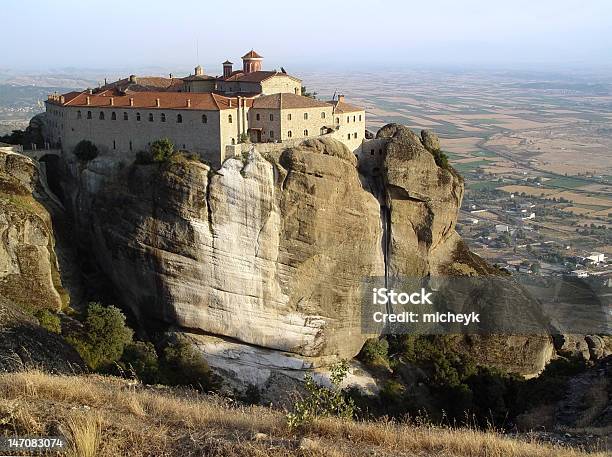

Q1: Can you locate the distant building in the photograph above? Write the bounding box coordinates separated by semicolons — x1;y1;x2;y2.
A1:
570;270;589;278
44;50;367;167
587;252;606;264
495;224;509;233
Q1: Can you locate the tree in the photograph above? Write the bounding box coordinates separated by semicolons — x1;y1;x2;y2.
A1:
73;140;98;161
150;138;175;162
67;302;133;370
35;309;61;334
120;341;159;384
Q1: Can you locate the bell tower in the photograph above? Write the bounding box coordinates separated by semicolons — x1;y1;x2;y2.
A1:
242;50;263;74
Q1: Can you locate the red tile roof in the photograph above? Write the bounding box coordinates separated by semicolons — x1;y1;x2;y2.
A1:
251;93;331;109
223;70;300;83
242;50;263;59
101;76;183;92
50;90;242;111
328;100;363;113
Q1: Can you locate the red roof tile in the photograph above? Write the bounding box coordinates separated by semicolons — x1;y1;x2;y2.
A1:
242;50;263;59
51;90;242;111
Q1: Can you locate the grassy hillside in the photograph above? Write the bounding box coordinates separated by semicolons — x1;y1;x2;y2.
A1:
0;371;606;457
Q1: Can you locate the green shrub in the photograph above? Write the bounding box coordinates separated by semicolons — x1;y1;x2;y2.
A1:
160;341;218;391
359;338;389;366
150;138;175;162
73;140;98;161
119;341;159;384
286;360;356;429
35;309;61;334
66;302;133;370
431;149;449;169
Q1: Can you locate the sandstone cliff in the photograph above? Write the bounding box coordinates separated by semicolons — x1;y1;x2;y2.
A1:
46;125;558;385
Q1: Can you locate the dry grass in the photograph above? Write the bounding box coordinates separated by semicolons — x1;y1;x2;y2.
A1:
0;371;607;457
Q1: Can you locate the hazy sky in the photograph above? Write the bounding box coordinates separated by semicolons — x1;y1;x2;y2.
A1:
3;0;612;72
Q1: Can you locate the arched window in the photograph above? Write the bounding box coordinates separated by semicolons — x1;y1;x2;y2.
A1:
346;116;350;123
269;114;274;121
347;133;351;140
136;112;141;121
177;114;183;123
256;113;260;121
336;117;339;124
161;113;166;122
202;114;207;123
87;111;92;119
303;113;308;120
231;138;235;145
113;140;116;150
99;111;105;120
303;129;308;136
321;112;325;119
287;130;292;138
287;113;292;120
123;112;128;120
77;110;82;119
359;114;362;121
111;112;117;120
148;113;154;122
129;140;133;151
228;114;232;123
353;116;356;122
354;132;357;139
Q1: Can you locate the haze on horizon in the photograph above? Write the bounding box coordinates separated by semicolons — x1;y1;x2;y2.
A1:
2;0;612;73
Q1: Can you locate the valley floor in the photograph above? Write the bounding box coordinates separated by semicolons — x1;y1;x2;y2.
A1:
0;371;606;457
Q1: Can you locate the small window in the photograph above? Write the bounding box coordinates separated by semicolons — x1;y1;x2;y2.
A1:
353;116;356;122
182;144;186;149
129;140;133;151
370;149;374;155
231;138;235;145
99;111;105;120
113;140;116;150
321;112;325;119
347;133;351;140
123;112;128;120
202;114;207;123
359;114;362;121
336;117;339;123
256;113;260;121
148;113;154;122
177;114;183;123
304;113;308;120
354;132;357;139
161;113;166;122
288;130;292;138
346;116;350;123
228;114;232;124
287;113;292;120
303;129;308;136
111;112;117;120
77;110;82;119
269;114;273;121
270;130;274;138
87;111;92;119
136;112;141;121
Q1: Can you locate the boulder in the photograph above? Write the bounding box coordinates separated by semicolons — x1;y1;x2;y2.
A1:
420;129;441;152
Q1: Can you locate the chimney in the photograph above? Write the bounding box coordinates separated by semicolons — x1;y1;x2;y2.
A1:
337;94;345;102
155;98;160;107
195;65;203;76
223;60;233;78
129;97;134;106
59;95;65;104
86;96;91;105
186;99;191;108
109;97;114;106
169;73;173;79
87;88;93;94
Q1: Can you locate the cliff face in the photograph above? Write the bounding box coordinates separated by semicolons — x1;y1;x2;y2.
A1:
0;150;64;311
54;125;554;382
65;137;384;360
